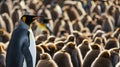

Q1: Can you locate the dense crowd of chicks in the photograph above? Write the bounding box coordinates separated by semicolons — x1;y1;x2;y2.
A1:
0;0;120;67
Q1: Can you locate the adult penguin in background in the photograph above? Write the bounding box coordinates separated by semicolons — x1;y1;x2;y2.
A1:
91;50;113;67
34;16;53;36
78;39;90;59
6;15;40;67
62;42;82;67
36;53;58;67
53;50;73;67
82;43;101;67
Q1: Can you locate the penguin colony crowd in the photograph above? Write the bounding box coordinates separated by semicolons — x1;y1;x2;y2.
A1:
0;0;120;67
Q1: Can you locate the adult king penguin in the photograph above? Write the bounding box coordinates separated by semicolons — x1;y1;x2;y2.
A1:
6;15;40;67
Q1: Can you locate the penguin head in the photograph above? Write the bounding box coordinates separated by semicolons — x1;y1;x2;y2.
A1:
90;43;100;50
67;42;76;49
47;43;57;52
82;39;89;45
40;53;51;60
94;37;102;45
55;41;64;50
36;45;44;54
21;15;39;25
99;50;110;58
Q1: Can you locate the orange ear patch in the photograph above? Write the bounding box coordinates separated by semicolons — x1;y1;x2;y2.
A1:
22;16;26;23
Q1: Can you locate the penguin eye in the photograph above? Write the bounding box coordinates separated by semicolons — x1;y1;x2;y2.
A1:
22;16;26;23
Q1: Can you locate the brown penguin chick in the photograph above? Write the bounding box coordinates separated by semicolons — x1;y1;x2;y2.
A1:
82;43;101;67
49;6;59;22
64;35;75;44
55;41;65;51
45;36;56;44
0;29;10;43
104;32;113;40
0;1;10;15
92;25;102;33
62;42;82;67
92;3;101;15
93;37;104;50
36;53;58;67
85;20;96;33
53;50;73;67
112;28;120;39
80;14;88;26
58;27;69;37
109;48;120;67
11;6;22;27
101;14;114;33
53;17;63;36
114;5;120;27
93;30;105;39
0;16;6;31
41;29;50;39
36;45;44;64
105;37;119;50
64;19;72;34
72;31;88;46
92;30;106;45
0;45;6;67
93;37;103;45
35;34;47;45
1;13;14;33
72;19;84;32
28;0;37;11
78;39;90;59
39;44;50;53
91;50;113;67
65;5;80;21
46;43;57;57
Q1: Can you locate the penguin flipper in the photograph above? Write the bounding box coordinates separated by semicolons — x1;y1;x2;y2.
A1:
22;42;33;67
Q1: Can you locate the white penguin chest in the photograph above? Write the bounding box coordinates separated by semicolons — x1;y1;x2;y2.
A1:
23;29;36;67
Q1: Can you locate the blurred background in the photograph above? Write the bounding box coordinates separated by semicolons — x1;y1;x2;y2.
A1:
0;0;120;67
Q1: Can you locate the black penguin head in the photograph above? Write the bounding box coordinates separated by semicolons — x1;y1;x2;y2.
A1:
21;15;39;25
